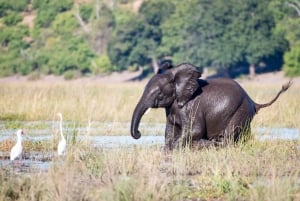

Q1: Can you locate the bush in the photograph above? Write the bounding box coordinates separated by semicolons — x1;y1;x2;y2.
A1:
79;3;93;22
32;35;96;75
0;0;29;16
64;70;82;80
91;54;113;74
2;11;23;26
35;9;57;28
51;11;78;34
27;71;42;81
34;0;73;28
0;25;29;47
283;45;300;77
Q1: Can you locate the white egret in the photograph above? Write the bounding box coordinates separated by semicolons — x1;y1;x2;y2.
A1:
57;113;66;156
10;129;24;161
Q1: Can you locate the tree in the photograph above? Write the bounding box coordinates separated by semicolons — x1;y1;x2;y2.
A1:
270;0;300;77
160;0;285;77
108;0;175;72
34;0;73;28
0;25;30;76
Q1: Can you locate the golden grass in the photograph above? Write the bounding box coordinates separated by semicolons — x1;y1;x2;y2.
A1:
0;80;298;127
0;80;299;200
0;140;299;201
0;81;166;124
241;83;300;129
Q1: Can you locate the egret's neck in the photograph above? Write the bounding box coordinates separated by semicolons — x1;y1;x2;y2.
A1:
60;131;65;140
60;125;65;140
59;115;65;140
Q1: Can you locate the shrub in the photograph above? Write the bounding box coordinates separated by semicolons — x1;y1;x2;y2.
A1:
2;11;23;26
91;54;113;74
64;70;82;80
51;11;78;34
34;0;73;28
283;44;300;77
79;3;93;22
0;0;29;16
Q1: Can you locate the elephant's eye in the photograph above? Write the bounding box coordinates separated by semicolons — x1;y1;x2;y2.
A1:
157;92;164;100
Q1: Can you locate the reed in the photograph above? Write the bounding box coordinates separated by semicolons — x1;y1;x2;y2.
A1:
0;140;299;201
0;81;298;127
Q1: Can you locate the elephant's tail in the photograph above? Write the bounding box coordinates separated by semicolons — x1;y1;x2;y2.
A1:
255;80;292;112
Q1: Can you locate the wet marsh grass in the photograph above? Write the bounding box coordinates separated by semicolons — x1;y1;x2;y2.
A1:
0;140;299;201
0;80;299;200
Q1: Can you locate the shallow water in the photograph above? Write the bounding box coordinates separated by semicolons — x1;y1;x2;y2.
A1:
0;121;299;173
0;159;52;174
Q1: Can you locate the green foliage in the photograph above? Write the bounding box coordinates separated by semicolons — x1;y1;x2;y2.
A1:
139;0;175;26
92;54;113;74
79;3;93;22
34;0;73;28
283;44;300;77
64;70;82;80
51;11;78;34
32;36;96;75
108;1;175;71
0;0;29;17
35;9;59;28
161;0;285;71
86;3;115;55
0;0;299;77
0;25;29;47
108;11;144;71
32;0;73;11
270;0;300;77
2;11;23;26
0;25;31;76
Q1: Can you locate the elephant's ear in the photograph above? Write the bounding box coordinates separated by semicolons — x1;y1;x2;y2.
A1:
170;63;202;108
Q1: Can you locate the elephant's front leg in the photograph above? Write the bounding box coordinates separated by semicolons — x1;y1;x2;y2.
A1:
165;111;183;150
165;121;182;150
172;113;207;149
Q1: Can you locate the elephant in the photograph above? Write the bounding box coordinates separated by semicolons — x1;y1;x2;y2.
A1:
130;62;292;150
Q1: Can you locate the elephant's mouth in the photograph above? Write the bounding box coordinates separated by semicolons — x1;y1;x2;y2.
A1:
154;99;159;108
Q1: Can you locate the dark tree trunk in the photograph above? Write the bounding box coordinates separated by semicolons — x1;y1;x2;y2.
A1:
249;64;256;78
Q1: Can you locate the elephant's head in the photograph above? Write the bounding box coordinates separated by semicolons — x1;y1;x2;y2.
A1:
130;63;202;139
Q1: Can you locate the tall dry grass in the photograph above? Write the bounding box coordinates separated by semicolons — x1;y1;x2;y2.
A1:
0;140;299;201
0;80;298;128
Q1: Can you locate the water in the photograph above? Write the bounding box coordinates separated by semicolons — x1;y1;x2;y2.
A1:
254;127;300;141
0;121;299;172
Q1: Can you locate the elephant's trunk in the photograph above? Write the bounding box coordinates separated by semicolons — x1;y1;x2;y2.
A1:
130;101;149;139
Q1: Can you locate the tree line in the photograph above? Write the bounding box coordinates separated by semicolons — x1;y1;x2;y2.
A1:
0;0;299;79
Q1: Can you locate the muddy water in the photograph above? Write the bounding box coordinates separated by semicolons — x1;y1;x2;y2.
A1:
0;121;299;173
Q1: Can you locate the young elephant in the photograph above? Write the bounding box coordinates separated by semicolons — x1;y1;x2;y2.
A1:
130;63;291;150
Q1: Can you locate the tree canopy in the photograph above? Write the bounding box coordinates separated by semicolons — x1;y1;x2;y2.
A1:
0;0;300;78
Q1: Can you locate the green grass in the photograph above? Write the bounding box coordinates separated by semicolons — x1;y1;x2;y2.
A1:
0;80;299;200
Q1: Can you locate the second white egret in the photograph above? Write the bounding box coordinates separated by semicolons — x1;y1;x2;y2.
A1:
57;113;66;156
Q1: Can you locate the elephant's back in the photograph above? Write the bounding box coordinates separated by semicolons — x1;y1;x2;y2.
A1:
199;78;247;100
196;78;251;117
193;78;255;138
